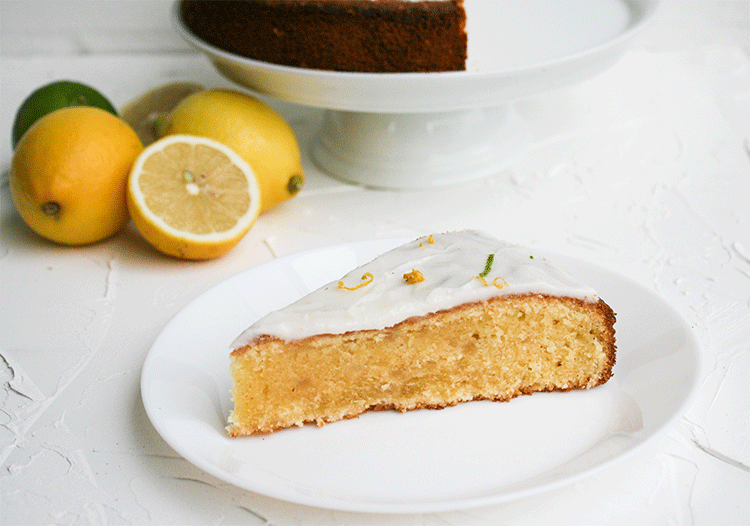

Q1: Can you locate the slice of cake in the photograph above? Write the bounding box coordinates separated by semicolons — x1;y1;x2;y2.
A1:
180;0;468;73
228;230;616;436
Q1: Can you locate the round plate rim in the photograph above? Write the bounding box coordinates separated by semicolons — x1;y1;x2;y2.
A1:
141;237;703;513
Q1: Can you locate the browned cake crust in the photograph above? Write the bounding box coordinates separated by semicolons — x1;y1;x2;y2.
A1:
228;294;616;436
180;0;467;73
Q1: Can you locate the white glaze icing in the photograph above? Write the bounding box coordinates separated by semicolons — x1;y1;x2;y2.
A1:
232;230;599;346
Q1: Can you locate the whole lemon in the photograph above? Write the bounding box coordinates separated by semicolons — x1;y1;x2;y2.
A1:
156;89;304;213
10;107;144;245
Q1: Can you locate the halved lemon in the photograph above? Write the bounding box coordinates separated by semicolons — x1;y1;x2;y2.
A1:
127;135;261;260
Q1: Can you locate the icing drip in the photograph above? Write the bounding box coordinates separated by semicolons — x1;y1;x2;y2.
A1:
232;230;598;346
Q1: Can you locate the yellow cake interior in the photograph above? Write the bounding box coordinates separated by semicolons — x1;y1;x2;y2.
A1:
228;293;616;437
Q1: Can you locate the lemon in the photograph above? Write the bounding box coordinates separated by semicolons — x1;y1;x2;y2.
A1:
10;107;143;246
156;89;304;213
120;82;203;146
127;135;261;260
12;80;118;149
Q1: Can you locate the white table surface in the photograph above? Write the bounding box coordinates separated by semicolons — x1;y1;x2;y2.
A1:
2;1;749;524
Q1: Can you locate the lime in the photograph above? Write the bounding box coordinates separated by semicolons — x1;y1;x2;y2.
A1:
11;80;118;149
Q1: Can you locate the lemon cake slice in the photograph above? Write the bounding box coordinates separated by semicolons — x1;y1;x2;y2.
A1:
228;230;616;436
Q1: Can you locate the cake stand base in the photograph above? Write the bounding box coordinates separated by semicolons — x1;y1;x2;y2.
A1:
310;105;529;189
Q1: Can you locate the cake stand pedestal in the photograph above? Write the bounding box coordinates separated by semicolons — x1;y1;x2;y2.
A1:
311;105;528;189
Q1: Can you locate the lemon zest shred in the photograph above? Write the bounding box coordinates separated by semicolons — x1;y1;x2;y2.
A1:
338;272;374;291
419;234;436;248
493;276;509;289
474;275;489;287
403;269;425;284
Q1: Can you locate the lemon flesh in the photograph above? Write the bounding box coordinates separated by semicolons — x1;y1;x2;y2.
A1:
127;135;261;260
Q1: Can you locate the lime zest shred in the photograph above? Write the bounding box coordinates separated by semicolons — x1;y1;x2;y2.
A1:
474;254;498;287
338;272;374;291
403;269;425;284
479;254;494;277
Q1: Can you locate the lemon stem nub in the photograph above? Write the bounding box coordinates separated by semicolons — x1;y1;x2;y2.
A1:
151;112;170;139
287;174;304;195
41;202;61;216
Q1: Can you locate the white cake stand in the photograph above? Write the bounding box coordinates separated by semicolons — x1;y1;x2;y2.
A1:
173;0;660;189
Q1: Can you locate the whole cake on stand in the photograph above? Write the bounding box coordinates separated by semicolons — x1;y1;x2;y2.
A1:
180;0;469;73
175;0;660;189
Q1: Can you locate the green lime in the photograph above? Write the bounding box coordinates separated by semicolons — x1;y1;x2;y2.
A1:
11;80;118;149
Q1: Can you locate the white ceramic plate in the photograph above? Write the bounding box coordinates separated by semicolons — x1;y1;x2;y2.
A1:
141;239;701;513
173;0;661;112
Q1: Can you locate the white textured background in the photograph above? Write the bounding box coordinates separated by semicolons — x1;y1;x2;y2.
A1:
1;1;749;525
